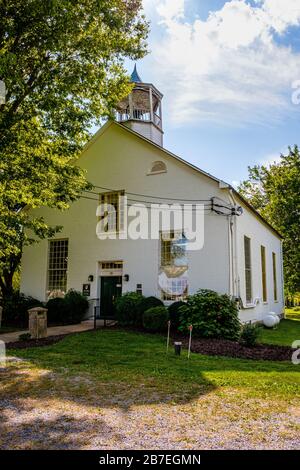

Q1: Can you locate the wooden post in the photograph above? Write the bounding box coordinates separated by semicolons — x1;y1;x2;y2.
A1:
166;320;171;354
129;93;134;119
188;325;193;359
149;87;154;122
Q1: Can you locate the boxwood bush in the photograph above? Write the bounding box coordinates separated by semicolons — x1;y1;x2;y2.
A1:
64;289;89;324
178;289;241;340
46;297;69;324
142;306;169;332
136;296;164;325
168;301;186;330
46;290;88;325
115;292;145;326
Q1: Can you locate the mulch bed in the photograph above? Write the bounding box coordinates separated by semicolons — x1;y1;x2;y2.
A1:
117;326;293;362
175;334;293;362
5;326;294;361
6;334;68;350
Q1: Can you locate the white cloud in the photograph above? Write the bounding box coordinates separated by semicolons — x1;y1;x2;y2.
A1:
257;0;300;33
260;146;289;166
143;0;300;126
156;0;184;24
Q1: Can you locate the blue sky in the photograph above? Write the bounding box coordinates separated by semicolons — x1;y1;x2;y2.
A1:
125;0;300;185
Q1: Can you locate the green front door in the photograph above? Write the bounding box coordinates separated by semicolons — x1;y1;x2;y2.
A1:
100;276;122;319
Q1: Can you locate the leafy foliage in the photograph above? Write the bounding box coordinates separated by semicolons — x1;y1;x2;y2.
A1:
135;296;164;326
1;292;43;327
46;289;88;325
0;0;148;297
64;289;89;324
19;332;32;341
142;306;169;332
168;301;186;330
239;323;261;348
115;292;145;326
139;296;164;312
238;146;300;295
46;297;69;325
178;289;241;341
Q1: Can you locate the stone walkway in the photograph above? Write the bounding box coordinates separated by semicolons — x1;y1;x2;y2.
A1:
0;320;113;344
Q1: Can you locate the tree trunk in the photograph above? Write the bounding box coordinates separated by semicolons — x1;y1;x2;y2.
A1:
0;270;14;300
0;253;22;302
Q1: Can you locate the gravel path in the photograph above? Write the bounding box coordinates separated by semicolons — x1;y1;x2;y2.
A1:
0;360;299;450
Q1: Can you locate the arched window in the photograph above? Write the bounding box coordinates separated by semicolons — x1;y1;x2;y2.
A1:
148;160;167;175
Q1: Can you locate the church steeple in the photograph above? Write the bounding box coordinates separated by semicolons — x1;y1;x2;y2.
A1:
115;65;164;147
130;64;142;83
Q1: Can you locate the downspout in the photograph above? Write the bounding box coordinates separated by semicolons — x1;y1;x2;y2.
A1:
280;239;285;318
228;189;239;299
228;215;233;296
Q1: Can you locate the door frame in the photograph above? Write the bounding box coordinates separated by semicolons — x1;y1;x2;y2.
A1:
97;261;123;319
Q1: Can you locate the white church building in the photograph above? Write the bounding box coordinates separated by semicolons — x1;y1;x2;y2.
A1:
20;66;284;323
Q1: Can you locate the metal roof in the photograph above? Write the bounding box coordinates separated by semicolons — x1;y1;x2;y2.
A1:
130;64;142;83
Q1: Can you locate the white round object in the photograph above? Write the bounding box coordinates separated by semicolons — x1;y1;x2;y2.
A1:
263;315;277;328
268;312;280;325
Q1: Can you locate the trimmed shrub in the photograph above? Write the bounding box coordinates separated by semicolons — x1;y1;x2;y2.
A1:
168;301;186;330
1;292;43;327
142;306;169;332
115;292;145;326
46;297;70;325
179;289;241;341
240;323;261;347
46;290;88;325
137;296;164;325
64;290;89;324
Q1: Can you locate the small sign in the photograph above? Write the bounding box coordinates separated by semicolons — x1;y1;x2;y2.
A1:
82;283;90;297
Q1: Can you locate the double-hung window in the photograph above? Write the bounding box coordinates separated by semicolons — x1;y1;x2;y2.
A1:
244;236;252;304
160;231;188;301
98;190;125;233
47;239;68;292
272;252;278;301
261;245;267;302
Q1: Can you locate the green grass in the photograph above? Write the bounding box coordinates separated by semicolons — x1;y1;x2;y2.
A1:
259;319;300;347
10;329;300;401
285;307;300;321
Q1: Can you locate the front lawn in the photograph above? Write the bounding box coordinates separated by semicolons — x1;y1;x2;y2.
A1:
259;319;300;347
285;307;300;321
0;329;299;450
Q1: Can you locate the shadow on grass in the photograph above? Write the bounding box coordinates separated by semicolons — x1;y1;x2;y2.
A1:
0;340;216;449
1;329;299;449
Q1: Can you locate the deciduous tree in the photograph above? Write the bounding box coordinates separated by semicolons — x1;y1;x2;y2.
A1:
238;146;300;296
0;0;148;298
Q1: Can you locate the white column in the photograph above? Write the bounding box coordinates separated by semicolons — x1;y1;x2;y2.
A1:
129;93;134;119
159;101;163;129
149;87;154;122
